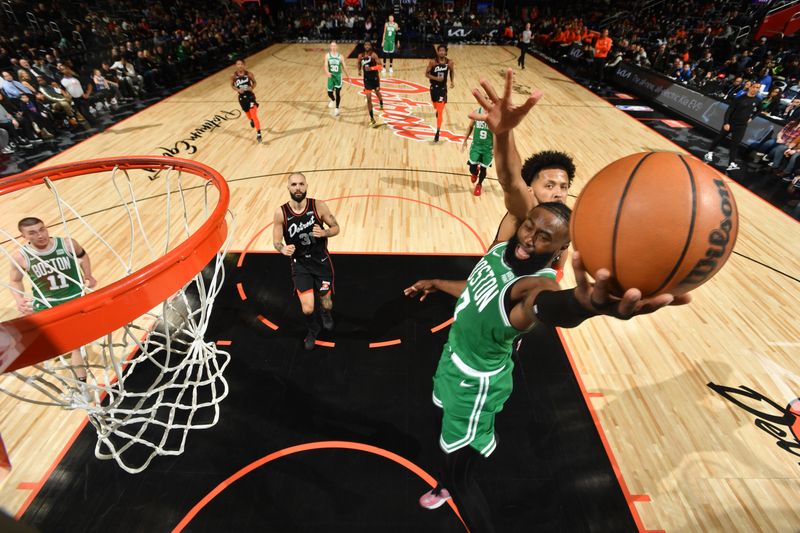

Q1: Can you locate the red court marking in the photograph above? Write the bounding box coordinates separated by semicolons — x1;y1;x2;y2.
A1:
171;441;466;532
430;317;454;333
236;282;247;301
256;315;279;331
16;482;36;490
368;339;402;348
314;340;335;348
531;58;800;225
215;340;232;346
237;194;487;268
587;392;604;398
631;494;652;502
555;329;651;533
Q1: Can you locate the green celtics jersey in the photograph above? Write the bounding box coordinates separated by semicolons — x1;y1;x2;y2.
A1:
383;23;397;51
471;109;493;151
327;52;343;80
447;242;556;371
21;237;83;310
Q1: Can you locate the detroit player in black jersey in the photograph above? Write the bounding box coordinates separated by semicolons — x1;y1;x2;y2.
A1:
273;173;341;351
425;44;455;142
231;59;262;143
358;41;384;128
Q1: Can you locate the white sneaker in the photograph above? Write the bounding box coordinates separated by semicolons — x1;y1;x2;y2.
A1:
328;101;335;108
389;67;393;75
334;108;340;116
704;152;714;162
381;68;386;75
761;153;770;162
726;162;740;171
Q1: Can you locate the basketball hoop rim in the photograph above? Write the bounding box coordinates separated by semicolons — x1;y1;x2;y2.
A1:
1;156;230;373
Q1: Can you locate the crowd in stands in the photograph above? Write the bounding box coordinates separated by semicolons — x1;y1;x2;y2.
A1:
0;0;271;157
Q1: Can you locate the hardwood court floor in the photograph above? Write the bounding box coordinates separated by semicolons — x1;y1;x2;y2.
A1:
1;43;800;531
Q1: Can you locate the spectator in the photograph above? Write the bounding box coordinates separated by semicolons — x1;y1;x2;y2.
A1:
1;71;34;100
590;28;613;89
59;68;95;126
704;82;762;171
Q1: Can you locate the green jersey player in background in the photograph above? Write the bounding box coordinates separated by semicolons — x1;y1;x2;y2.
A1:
405;70;690;532
381;15;399;75
324;41;350;117
9;217;96;382
462;107;494;196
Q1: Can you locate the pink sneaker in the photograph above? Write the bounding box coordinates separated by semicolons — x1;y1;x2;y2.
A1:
419;488;451;509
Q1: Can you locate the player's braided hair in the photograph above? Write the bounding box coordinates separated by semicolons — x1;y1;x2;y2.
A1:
521;150;576;187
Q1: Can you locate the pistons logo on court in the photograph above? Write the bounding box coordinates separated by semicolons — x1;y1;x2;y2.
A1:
708;383;800;465
344;77;466;144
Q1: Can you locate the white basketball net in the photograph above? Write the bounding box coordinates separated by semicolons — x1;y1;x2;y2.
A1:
0;163;233;473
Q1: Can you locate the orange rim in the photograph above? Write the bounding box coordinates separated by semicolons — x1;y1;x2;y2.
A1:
1;156;230;373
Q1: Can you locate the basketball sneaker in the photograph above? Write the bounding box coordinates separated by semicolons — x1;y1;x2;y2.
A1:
334;108;340;116
703;152;714;162
256;132;262;143
321;311;334;331
369;118;377;128
474;184;482;196
726;162;740;171
328;101;335;108
381;68;386;75
419;488;451;509
433;130;440;143
389;67;394;75
304;331;317;351
470;173;478;184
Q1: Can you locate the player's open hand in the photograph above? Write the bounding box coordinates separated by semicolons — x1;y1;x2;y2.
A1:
15;298;33;315
571;251;691;319
312;224;327;238
281;244;296;256
404;280;438;301
469;68;543;136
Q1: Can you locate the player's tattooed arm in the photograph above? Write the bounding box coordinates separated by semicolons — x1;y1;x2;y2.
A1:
273;207;295;256
314;201;340;238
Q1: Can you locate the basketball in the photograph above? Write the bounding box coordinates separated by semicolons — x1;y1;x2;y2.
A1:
570;152;739;297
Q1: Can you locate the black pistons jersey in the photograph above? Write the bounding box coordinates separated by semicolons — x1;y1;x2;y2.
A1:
282;198;328;262
430;60;449;88
361;54;378;80
233;72;253;93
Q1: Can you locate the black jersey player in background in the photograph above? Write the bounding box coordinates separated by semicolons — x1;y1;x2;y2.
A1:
273;173;341;350
425;44;454;142
358;41;384;128
231;59;262;143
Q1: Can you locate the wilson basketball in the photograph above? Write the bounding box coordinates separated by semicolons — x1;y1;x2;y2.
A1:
570;152;739;297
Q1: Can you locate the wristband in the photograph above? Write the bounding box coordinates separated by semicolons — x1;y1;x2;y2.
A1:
532;289;596;328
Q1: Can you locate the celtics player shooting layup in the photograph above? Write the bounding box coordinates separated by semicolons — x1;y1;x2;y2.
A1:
324;42;350;117
231;59;262;143
461;107;493;196
405;70;691;532
425;45;454;142
358;41;384;128
273;173;341;351
8;217;96;381
381;15;399;75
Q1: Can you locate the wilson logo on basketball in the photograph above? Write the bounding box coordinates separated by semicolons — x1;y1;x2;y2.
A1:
708;382;800;465
344;77;466;143
680;179;735;287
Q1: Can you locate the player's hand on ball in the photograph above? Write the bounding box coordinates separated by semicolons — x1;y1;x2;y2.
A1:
469;68;542;135
282;244;296;256
404;280;438;301
571;252;691;319
312;224;327;238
